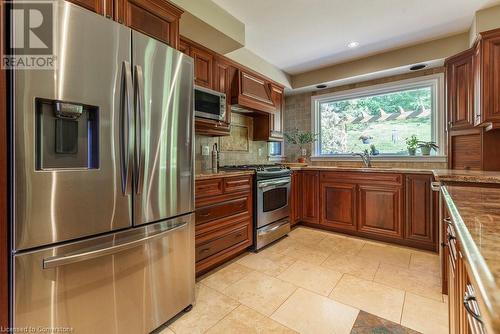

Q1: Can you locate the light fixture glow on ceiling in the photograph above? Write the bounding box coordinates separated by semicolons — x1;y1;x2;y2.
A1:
347;41;360;48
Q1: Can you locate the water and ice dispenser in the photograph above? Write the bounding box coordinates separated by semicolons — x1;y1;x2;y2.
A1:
35;98;99;170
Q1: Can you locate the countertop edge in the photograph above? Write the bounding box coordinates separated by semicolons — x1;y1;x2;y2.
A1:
441;186;500;333
195;170;255;180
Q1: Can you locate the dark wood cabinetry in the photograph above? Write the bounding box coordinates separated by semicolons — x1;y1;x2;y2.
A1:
358;184;403;239
195;175;253;275
320;182;357;231
253;85;285;142
475;29;500;130
446;49;475;131
290;171;301;225
191;46;214;89
405;174;438;251
232;70;276;114
68;0;183;47
301;171;320;224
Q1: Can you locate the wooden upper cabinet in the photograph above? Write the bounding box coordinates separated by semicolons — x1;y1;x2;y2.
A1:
253;85;285;141
66;0;111;16
301;171;319;224
320;182;357;232
475;28;500;130
213;56;233;125
446;49;475;131
115;0;182;47
405;174;436;250
232;70;276;113
358;184;403;239
192;46;214;89
178;38;191;55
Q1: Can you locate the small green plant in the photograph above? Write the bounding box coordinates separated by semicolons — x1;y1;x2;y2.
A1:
418;141;439;155
405;135;419;156
284;129;318;162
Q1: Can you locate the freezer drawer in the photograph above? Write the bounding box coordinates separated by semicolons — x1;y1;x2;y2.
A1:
13;214;195;333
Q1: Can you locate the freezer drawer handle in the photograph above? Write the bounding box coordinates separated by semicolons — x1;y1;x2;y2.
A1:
42;222;188;269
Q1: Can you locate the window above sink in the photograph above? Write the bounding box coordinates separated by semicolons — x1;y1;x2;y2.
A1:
311;74;446;160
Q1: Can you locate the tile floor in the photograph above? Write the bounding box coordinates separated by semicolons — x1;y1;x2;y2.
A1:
161;226;448;334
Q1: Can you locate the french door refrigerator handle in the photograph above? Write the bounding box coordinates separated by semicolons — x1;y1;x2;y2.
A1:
134;65;145;194
120;61;134;195
42;222;188;269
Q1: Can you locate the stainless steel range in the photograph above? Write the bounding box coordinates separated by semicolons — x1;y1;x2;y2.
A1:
222;165;292;250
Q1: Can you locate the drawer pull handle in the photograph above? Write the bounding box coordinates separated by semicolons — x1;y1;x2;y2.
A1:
234;233;243;238
200;248;210;253
463;293;483;324
199;212;211;217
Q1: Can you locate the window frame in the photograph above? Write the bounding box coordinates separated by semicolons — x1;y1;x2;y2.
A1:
311;73;446;161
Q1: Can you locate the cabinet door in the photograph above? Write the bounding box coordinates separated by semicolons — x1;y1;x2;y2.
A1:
481;31;500;127
405;174;436;248
290;171;301;225
358;185;403;239
179;38;191;55
67;0;108;16
236;70;275;113
192;46;214;89
270;86;284;140
115;0;182;47
447;50;474;130
214;57;232;125
320;182;357;232
301;171;319;224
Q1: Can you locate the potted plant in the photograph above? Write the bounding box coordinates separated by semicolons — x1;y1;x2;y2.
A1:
405;135;419;156
418;141;439;155
284;129;318;163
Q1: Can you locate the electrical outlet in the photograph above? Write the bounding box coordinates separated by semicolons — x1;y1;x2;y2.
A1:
201;145;210;156
258;148;263;157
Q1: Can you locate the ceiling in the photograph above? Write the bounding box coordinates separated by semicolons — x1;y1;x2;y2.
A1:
212;0;500;75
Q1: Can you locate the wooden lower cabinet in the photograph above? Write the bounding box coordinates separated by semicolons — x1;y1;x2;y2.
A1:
299;170;437;251
301;171;319;224
445;206;489;334
358;184;403;239
320;182;356;231
290;171;301;225
405;174;438;251
195;175;253;275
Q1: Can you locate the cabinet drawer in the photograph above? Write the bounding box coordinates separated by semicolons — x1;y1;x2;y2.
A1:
196;225;248;262
195;178;223;199
320;171;403;185
196;197;248;225
224;175;252;193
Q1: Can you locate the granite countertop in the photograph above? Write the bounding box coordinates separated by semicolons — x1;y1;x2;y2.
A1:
433;169;500;184
195;170;254;180
442;185;500;332
294;165;433;175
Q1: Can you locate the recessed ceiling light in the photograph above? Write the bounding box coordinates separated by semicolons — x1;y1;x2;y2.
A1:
316;84;327;89
410;64;426;71
347;41;360;48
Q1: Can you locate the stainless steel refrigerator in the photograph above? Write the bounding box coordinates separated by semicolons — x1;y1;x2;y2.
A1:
10;2;195;332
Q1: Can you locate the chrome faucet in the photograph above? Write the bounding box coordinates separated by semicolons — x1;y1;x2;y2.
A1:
352;149;372;168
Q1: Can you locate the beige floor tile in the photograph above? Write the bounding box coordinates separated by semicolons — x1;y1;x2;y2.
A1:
401;292;448;334
169;284;239;334
262;237;297;255
329;274;405;323
409;251;441;276
277;260;342;296
159;328;174;334
223;271;297;316
374;263;443;301
357;244;412;268
201;262;253;292
279;242;331;265
271;288;359;334
321;254;380;281
237;251;297;277
288;227;328;247
206;305;297;334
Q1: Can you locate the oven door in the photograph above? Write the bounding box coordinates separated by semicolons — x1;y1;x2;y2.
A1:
257;177;291;228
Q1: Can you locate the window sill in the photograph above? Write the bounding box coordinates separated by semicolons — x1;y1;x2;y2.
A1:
310;155;447;163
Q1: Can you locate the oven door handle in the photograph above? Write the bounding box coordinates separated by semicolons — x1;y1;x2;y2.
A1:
258;180;290;189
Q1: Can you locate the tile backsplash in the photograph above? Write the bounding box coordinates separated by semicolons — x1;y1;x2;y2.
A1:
195;113;270;172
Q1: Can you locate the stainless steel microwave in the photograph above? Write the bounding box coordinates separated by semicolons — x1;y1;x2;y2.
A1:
194;86;226;121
